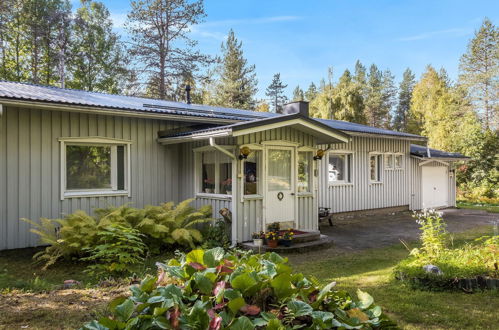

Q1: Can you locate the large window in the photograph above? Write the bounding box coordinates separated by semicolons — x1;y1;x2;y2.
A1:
328;153;352;184
369;154;382;182
244;151;261;195
61;138;130;199
200;151;233;195
298;151;312;192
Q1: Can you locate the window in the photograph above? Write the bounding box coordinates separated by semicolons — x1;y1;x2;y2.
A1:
268;149;292;191
328;153;352;184
200;151;233;194
61;138;130;199
394;154;403;169
244;151;261;195
369;154;382;182
384;154;394;170
298;151;312;192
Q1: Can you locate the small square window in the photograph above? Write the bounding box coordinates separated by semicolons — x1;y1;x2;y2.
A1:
200;151;233;195
328;153;352;184
298;151;312;192
244;151;260;195
395;154;403;169
384;154;394;170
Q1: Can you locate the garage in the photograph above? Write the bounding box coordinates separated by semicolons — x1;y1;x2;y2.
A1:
421;166;449;209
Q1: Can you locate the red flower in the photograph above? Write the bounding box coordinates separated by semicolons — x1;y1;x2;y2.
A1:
209;316;222;330
189;262;206;271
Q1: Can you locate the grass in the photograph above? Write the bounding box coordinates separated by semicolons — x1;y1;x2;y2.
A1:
291;225;499;330
457;200;499;213
1;227;497;329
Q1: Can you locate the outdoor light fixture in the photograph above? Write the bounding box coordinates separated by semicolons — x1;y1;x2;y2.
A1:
313;149;325;160
239;146;251;160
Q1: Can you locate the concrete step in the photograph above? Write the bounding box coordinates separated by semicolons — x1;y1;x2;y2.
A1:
241;234;333;254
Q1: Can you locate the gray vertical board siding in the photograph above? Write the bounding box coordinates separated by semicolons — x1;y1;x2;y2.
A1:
0;106;182;250
409;158;456;210
318;136;412;213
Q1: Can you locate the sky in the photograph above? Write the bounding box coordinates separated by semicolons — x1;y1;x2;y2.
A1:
89;0;498;99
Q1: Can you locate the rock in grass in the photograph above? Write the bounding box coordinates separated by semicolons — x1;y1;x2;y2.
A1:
422;264;443;275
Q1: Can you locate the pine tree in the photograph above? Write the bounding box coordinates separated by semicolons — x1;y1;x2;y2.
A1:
292;85;305;101
266;73;288;113
126;0;212;100
331;69;366;123
393;68;415;131
305;82;318;101
353;60;367;100
364;64;384;127
459;18;499;130
381;69;396;129
69;0;128;93
214;29;257;109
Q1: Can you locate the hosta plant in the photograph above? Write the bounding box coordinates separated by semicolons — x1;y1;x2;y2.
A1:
82;249;395;329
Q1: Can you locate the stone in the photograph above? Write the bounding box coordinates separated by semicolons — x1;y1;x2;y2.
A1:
422;264;443;275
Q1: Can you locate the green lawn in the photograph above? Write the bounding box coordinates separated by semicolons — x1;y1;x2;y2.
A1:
457;200;499;213
291;225;499;330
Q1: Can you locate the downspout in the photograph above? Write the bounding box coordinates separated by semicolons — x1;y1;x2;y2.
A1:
209;137;238;248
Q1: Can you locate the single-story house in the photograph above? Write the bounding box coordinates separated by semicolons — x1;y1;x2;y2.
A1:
0;81;467;250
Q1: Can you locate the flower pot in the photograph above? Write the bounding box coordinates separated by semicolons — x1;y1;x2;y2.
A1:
226;190;232;195
267;239;278;248
280;239;292;247
205;188;213;193
253;238;263;247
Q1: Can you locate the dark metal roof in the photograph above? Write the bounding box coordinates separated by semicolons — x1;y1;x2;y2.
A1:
410;144;468;159
0;80;276;121
0;81;426;140
317;118;425;140
159;113;350;141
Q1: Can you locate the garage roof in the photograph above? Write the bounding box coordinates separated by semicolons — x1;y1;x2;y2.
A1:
410;144;469;160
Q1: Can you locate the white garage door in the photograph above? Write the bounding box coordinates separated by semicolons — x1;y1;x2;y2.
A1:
422;166;449;209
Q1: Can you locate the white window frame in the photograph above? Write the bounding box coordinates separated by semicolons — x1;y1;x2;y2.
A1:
394;153;404;170
328;151;354;186
241;145;263;199
59;137;132;200
297;148;314;195
369;152;383;184
194;146;235;199
384;153;394;170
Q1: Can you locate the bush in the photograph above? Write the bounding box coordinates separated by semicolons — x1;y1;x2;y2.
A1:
395;210;499;290
82;248;395;329
22;199;213;271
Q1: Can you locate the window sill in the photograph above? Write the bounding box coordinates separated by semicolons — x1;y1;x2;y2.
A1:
297;192;313;197
243;194;263;200
64;190;129;199
196;193;232;200
369;181;383;185
328;182;354;187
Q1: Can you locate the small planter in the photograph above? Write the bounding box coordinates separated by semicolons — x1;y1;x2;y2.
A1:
226;190;232;195
253;238;263;247
204;188;213;193
267;239;278;248
280;239;292;247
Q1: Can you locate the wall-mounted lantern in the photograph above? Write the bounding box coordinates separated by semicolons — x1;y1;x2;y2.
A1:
239;146;251;160
313;149;325;160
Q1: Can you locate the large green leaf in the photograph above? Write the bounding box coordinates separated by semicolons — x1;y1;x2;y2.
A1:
115;299;135;322
231;316;255;330
270;273;294;299
266;319;285;330
203;247;225;267
228;297;246;314
357;289;374;309
315;281;336;305
230;273;257;294
193;272;213;295
258;260;277;279
80;320;110;330
186;249;205;265
287;300;313;317
139;275;156;293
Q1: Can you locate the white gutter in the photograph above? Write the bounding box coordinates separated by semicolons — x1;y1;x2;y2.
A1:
426;140;431;158
209;137;236;160
157;130;232;145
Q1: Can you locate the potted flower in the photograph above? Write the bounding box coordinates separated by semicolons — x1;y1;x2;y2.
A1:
280;229;294;247
252;231;264;246
267;222;280;233
221;178;232;195
266;231;278;248
204;178;214;193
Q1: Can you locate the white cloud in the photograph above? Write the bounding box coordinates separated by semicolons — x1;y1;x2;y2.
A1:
109;12;128;29
199;15;302;28
399;28;471;41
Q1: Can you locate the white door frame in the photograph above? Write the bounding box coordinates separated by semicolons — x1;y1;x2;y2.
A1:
263;143;297;229
421;165;449;209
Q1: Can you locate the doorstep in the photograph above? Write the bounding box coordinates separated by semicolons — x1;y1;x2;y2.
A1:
240;234;334;253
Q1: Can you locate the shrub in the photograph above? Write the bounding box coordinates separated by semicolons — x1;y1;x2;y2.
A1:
82;248;395;329
202;219;231;249
82;224;148;277
23;199;213;270
395;209;499;290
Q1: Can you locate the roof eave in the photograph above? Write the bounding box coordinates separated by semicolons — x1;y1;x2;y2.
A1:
157;130;232;145
410;155;470;162
344;131;427;141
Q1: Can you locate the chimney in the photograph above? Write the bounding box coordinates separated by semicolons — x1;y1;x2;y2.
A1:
282;101;309;117
185;84;191;104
